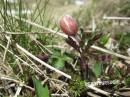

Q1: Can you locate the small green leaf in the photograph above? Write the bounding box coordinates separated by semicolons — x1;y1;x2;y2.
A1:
33;77;49;97
49;48;72;69
125;76;130;87
92;62;102;77
114;66;122;78
53;58;65;69
100;34;110;45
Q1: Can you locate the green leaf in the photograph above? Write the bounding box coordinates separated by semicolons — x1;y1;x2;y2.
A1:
115;32;130;48
125;76;130;87
33;77;49;97
100;34;110;45
53;58;65;69
114;66;122;78
91;62;102;77
120;33;130;45
49;48;72;69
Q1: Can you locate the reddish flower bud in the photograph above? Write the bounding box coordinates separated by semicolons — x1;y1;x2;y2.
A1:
59;15;78;36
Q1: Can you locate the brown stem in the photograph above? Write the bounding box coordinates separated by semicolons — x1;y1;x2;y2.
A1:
79;53;89;80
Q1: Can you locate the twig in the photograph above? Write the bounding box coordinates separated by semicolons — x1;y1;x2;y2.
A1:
87;92;101;97
0;31;93;35
92;17;96;32
16;43;71;79
0;25;4;31
14;85;22;97
16;59;23;74
3;35;11;63
87;85;111;96
5;83;15;89
91;45;130;61
41;78;49;85
119;88;130;91
103;16;130;20
10;15;68;38
87;84;119;96
50;78;68;85
0;31;51;35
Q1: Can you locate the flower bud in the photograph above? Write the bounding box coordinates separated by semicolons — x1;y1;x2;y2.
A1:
59;15;78;36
